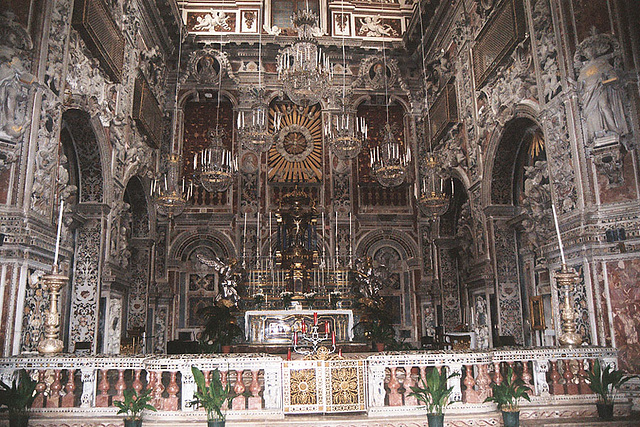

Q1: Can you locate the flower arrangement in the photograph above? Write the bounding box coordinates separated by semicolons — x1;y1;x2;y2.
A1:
329;291;342;309
303;292;316;308
252;292;265;308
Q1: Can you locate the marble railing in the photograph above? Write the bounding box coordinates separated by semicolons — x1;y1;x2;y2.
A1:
0;347;621;422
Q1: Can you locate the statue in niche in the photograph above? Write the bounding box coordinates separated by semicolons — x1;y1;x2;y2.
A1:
576;31;629;143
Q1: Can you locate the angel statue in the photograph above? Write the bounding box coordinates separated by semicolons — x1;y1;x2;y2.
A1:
197;254;242;307
354;256;384;301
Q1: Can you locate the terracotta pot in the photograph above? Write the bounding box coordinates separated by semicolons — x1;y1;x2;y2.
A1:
375;342;385;352
596;402;614;420
221;345;231;354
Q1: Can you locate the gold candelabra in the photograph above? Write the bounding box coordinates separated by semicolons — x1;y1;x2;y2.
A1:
37;266;68;354
556;264;582;348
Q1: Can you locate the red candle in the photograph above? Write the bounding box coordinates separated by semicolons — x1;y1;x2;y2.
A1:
331;331;336;346
338;348;342;357
325;321;330;334
301;322;307;333
313;312;318;325
293;331;298;345
287;348;292;360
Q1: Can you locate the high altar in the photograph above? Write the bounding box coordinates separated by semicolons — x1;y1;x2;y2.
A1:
245;309;354;344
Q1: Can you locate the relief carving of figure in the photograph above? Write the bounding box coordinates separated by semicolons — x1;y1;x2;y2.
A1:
576;32;629;143
193;9;231;32
358;16;397;37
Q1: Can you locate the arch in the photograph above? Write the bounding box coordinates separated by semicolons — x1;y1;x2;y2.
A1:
123;176;150;238
483;115;541;207
60;109;111;204
356;228;418;262
169;229;236;262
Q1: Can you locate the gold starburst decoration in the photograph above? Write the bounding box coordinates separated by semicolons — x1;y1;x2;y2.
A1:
331;367;360;405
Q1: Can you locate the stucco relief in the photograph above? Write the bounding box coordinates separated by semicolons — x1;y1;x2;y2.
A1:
520;160;552;249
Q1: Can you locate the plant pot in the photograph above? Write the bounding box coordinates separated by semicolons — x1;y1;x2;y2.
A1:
221;345;231;354
124;419;143;427
426;413;444;427
375;342;385;352
501;410;520;427
596;402;614;420
208;420;225;427
9;413;29;427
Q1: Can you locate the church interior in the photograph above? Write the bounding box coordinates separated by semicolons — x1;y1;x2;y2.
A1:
1;0;640;425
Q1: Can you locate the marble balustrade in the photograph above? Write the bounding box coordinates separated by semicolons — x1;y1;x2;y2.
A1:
0;347;623;421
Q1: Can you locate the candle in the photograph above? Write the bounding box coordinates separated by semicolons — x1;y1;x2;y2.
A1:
551;203;566;265
313;312;318;325
301;322;306;333
338;348;342;357
53;199;64;267
287;348;291;360
325;321;330;334
293;331;298;345
331;331;336;346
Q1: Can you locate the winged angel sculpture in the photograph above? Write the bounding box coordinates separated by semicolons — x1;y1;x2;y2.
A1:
197;254;242;307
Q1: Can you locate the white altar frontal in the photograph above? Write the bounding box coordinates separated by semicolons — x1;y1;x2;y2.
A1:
245;309;354;344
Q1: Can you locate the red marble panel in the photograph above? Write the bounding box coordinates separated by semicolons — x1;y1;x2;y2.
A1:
606;259;640;374
0;166;10;204
597;153;637;204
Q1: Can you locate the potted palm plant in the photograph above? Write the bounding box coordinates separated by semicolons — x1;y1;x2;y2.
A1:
484;366;531;427
409;367;459;427
0;369;37;427
190;367;230;427
198;302;244;354
584;359;637;420
113;388;157;427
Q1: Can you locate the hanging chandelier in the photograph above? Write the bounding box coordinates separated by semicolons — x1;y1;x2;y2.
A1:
417;155;450;219
277;9;331;107
238;88;274;152
195;126;237;193
325;106;367;160
153;154;189;219
370;123;411;187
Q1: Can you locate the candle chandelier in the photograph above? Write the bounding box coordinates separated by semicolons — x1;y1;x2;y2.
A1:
325;3;366;161
277;9;332;107
369;0;409;188
153;153;189;218
195;126;237;193
195;42;237;193
153;24;188;219
415;0;450;219
370;123;411;188
237;4;276;153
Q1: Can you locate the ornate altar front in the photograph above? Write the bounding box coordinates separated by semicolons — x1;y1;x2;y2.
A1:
245;309;354;344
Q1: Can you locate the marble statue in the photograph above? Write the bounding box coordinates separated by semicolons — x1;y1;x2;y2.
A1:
197;254;241;306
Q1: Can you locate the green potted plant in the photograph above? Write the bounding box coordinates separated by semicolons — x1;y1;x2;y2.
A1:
484;366;531;427
113;388;157;427
584;359;637;420
409;367;460;427
190;367;230;427
198;302;244;354
0;369;37;427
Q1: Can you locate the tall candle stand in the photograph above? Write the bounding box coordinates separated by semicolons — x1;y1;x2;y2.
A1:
37;265;68;354
292;317;336;357
556;264;582;348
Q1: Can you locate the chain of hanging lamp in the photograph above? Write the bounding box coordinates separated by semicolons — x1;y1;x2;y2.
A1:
195;39;237;193
237;2;277;153
416;0;451;219
153;25;189;219
277;6;332;107
370;0;410;188
325;2;366;160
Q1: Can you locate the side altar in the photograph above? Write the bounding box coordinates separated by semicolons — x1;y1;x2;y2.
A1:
245;309;354;344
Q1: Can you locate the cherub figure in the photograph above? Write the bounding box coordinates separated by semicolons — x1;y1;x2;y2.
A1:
197;254;241;306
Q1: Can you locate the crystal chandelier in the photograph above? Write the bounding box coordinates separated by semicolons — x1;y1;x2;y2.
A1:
153;154;188;219
195;126;237;193
238;88;274;152
417;155;450;219
325;106;367;160
370;123;411;187
277;9;331;107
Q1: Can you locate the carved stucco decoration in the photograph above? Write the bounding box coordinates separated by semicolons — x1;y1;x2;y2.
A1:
108;200;132;268
139;46;167;107
532;0;561;104
519;160;552;249
353;56;402;92
0;10;36;143
186;48;240;86
455;200;474;274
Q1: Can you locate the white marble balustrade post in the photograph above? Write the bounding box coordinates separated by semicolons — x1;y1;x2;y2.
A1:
533;358;550;397
80;367;95;408
263;364;282;410
368;365;386;408
180;367;196;411
448;363;463;402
